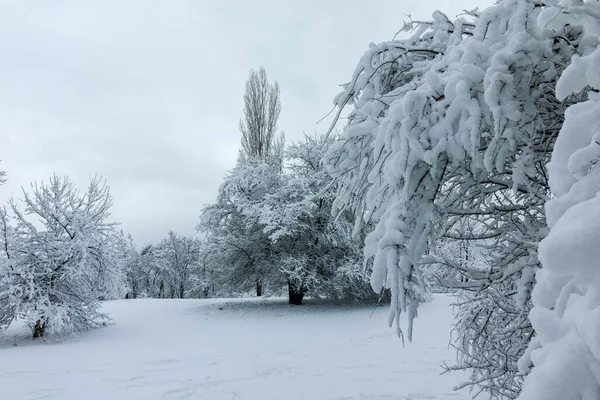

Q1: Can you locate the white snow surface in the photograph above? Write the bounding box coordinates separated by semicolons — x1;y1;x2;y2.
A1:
0;295;466;400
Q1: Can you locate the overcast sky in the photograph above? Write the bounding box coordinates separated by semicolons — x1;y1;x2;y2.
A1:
0;0;490;245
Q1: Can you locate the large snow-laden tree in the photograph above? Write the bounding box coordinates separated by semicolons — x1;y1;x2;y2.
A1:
518;2;600;399
199;133;372;303
326;1;576;397
200;67;284;298
0;176;125;338
251;133;372;304
198;148;285;297
284;134;372;302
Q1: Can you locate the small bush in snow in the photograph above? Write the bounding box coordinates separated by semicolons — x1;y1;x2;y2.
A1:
0;176;125;338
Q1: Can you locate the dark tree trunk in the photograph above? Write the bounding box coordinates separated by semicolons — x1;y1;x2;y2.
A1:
382;288;392;304
159;281;164;298
256;279;263;297
179;282;185;299
33;318;46;338
125;290;138;299
288;281;305;305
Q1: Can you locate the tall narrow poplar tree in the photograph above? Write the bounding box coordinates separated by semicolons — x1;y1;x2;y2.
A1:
238;66;283;296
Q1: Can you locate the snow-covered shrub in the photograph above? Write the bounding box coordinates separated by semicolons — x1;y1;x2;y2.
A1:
0;176;125;337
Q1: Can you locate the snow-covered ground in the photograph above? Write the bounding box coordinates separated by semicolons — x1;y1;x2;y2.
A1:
0;295;467;400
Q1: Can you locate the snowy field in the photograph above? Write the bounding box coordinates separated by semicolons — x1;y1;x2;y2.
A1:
0;295;467;400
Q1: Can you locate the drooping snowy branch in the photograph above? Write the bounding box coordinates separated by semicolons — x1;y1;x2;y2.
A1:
326;0;578;396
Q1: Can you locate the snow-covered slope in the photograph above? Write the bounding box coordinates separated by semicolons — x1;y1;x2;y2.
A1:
0;295;466;400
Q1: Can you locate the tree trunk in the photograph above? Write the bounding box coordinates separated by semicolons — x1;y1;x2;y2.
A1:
33;318;46;338
179;282;185;299
256;279;263;297
288;281;305;305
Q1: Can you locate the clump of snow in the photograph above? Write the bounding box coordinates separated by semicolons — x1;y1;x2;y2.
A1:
518;4;600;397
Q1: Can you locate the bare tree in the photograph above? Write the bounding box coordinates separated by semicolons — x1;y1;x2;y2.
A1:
239;67;282;160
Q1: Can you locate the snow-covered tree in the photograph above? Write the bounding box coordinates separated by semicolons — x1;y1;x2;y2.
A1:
0;169;12;331
254;133;372;304
154;232;201;299
199;144;285;297
0;206;18;332
124;236;204;300
188;239;218;298
117;232;144;299
326;1;577;396
518;2;600;399
135;244;166;298
200;133;371;303
198;67;285;298
0;176;125;338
